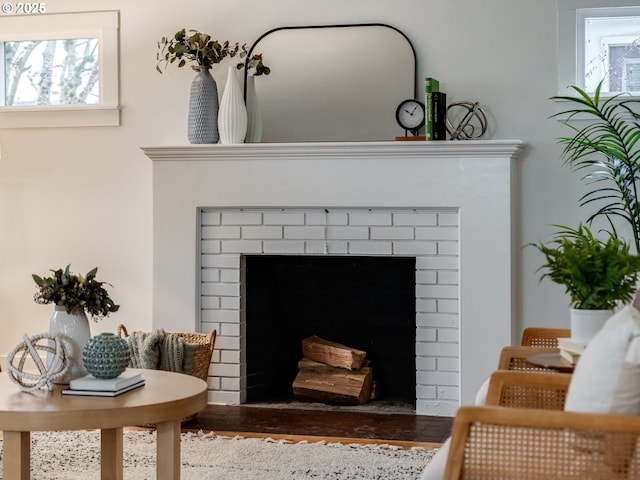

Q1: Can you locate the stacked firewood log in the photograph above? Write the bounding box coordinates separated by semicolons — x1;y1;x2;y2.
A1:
292;336;374;405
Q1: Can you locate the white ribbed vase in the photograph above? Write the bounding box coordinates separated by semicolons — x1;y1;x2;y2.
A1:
48;305;91;383
245;76;263;143
218;66;247;144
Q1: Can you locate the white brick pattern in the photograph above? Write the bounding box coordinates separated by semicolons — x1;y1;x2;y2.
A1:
199;207;459;415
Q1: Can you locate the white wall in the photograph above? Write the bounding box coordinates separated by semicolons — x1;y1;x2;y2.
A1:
0;0;580;374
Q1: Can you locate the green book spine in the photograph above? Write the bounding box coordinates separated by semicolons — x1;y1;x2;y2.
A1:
424;77;440;141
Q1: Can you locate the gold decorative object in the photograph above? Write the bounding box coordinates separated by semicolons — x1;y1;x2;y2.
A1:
6;333;68;392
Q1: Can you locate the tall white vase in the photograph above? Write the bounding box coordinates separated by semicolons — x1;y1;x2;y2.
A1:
569;308;611;344
245;76;263;143
218;66;247;144
48;305;91;383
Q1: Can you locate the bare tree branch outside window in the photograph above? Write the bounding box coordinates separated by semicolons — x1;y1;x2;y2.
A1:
3;38;99;106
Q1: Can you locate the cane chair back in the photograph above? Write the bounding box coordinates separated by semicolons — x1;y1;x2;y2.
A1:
521;327;571;347
486;370;571;410
445;406;640;480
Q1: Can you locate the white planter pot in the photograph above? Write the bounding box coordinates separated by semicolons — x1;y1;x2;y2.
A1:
569;308;611;344
48;305;91;383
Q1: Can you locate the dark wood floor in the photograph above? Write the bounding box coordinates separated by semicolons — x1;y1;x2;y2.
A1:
182;404;453;445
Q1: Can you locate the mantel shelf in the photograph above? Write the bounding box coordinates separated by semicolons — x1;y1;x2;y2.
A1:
142;140;525;162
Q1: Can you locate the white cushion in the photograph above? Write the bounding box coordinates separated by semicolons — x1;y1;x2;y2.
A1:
565;305;640;414
474;377;490;406
418;377;489;480
419;437;450;480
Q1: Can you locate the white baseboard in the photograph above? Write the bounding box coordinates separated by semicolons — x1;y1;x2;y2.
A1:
0;353;47;371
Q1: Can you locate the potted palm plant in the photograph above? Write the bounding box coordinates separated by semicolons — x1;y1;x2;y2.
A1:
551;80;640;252
530;224;640;343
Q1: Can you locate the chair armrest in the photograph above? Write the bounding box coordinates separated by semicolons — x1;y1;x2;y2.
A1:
444;406;640;479
486;370;571;409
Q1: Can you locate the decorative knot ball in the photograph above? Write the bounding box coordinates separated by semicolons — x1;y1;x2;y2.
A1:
82;332;130;379
6;333;69;392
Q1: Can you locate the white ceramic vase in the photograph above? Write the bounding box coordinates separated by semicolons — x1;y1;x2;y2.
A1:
245;76;263;143
218;66;247;144
569;308;611;344
48;305;91;383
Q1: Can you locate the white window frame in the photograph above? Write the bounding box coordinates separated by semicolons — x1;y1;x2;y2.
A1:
0;10;119;128
558;0;640;97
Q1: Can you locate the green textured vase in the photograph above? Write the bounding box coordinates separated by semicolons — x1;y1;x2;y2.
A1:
82;332;130;379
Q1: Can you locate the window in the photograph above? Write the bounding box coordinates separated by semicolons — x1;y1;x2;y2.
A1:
558;0;640;96
0;11;119;128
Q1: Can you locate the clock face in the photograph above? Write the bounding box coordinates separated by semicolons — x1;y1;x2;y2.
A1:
395;99;425;131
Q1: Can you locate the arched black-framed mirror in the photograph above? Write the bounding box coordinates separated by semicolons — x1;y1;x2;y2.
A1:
243;24;417;142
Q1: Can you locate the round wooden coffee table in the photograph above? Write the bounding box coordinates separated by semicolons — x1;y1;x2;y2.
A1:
0;369;207;480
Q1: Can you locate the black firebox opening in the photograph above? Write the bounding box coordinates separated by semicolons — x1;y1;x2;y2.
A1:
244;255;416;405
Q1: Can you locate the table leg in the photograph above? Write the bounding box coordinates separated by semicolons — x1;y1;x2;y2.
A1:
3;431;30;480
156;420;181;480
101;427;123;480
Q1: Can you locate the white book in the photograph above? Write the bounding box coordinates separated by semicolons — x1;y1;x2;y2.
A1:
559;348;580;365
557;337;587;355
69;370;143;392
62;380;145;397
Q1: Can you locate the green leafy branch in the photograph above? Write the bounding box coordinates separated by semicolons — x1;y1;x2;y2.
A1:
33;264;120;321
529;224;640;310
551;81;640;251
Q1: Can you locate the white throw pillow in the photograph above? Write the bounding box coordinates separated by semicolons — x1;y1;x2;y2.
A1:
565;304;640;414
418;377;490;480
419;437;450;480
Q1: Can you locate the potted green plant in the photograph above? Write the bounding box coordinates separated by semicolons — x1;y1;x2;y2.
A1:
33;264;119;382
529;224;640;343
551;80;640;251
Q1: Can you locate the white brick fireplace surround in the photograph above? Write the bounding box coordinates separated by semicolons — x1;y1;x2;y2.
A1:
143;140;523;416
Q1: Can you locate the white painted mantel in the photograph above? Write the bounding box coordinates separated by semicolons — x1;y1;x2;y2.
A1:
143;140;524;411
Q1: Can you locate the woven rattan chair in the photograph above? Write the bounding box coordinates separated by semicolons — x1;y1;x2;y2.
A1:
116;324;216;383
497;345;560;373
444;405;640;479
520;327;571;347
485;370;571;410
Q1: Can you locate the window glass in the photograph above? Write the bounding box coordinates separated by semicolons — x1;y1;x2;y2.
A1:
582;11;640;94
4;38;99;106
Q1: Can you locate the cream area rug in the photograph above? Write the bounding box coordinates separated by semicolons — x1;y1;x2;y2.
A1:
0;429;436;479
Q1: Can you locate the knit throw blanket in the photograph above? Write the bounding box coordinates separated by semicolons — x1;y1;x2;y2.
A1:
126;329;185;373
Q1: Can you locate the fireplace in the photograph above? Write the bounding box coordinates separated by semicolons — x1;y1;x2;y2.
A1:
243;254;417;405
143;140;524;416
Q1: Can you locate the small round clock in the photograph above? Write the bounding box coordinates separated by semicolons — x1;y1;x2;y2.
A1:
395;99;425;136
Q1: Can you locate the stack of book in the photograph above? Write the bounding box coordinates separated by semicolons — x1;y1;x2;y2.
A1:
62;369;145;397
424;77;447;141
557;337;587;365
